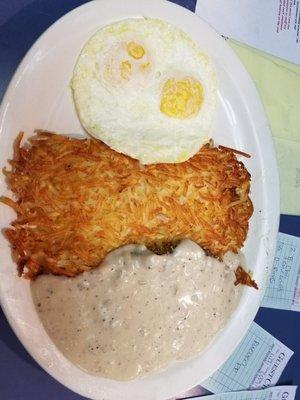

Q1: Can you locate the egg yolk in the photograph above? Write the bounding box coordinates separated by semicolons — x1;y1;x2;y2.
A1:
120;60;132;80
160;77;204;119
102;41;151;86
127;41;145;59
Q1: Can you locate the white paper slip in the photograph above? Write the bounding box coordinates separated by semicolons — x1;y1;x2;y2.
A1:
189;386;298;400
201;322;294;393
195;0;300;65
262;232;300;312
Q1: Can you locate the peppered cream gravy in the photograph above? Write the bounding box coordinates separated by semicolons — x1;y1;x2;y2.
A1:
31;240;242;381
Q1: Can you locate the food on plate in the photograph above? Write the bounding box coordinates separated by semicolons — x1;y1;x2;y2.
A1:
1;131;253;281
31;240;242;380
71;18;217;164
234;265;258;289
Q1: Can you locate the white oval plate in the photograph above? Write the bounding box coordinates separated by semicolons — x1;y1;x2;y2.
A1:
0;0;279;399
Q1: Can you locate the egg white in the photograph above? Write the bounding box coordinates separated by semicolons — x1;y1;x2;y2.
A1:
72;18;217;164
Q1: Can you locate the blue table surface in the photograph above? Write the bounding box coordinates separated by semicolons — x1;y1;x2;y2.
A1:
0;0;299;399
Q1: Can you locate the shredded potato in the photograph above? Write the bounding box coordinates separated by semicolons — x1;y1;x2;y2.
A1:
1;131;253;280
235;266;258;289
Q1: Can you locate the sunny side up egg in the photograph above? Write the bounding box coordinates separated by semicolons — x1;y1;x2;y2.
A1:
71;18;217;164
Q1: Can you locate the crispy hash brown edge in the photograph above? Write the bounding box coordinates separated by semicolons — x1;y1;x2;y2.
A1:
0;131;256;288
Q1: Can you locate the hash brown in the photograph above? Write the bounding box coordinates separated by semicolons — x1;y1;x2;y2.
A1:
1;131;253;279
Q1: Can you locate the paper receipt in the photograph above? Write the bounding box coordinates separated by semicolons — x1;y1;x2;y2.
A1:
262;233;300;311
188;386;298;400
195;0;300;64
201;322;294;393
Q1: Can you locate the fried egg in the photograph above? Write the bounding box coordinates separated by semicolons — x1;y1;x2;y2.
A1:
72;18;217;164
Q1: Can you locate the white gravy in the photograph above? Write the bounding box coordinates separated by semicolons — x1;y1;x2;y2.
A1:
31;240;242;381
